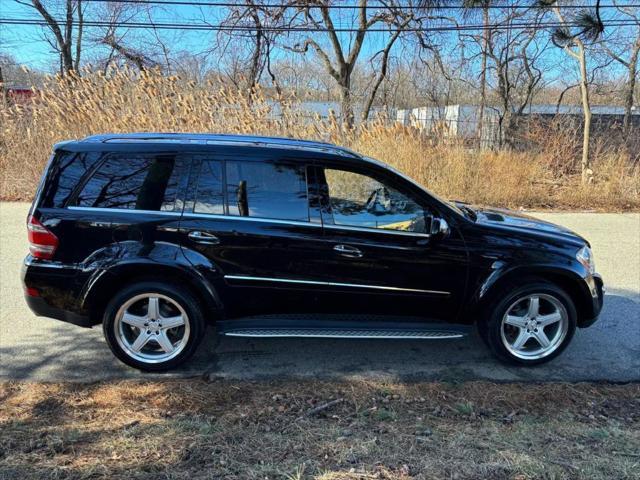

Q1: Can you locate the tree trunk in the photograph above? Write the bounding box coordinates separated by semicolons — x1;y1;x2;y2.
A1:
63;0;74;74
577;45;592;185
74;0;83;71
623;44;639;139
477;5;490;147
0;65;6;103
340;78;354;129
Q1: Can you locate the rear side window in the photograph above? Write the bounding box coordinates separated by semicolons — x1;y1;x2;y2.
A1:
41;151;103;208
225;161;309;221
194;160;224;214
76;154;186;211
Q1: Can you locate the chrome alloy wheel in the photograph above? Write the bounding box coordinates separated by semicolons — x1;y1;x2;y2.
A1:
500;293;569;360
114;293;190;364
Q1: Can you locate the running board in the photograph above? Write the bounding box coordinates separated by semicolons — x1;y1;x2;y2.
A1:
217;317;469;340
221;328;466;340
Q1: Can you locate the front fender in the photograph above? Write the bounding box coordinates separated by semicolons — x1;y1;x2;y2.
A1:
470;262;601;326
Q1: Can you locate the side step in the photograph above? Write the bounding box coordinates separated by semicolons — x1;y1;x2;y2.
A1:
217;317;469;340
222;328;465;339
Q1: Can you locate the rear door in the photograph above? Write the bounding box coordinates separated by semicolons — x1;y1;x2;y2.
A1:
178;152;329;318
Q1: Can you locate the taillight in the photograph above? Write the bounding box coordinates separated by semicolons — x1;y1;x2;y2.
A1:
27;215;59;259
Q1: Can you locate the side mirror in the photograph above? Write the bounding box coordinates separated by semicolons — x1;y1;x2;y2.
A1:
430;217;450;237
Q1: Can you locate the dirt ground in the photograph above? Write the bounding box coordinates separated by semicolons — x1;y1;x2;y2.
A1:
1;379;639;480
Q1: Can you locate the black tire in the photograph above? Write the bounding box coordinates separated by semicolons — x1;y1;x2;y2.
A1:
103;281;206;372
478;279;577;366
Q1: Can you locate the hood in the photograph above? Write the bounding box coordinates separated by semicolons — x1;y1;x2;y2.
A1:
462;204;588;246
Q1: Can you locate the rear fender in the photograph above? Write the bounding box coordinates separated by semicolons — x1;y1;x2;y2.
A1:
80;241;224;323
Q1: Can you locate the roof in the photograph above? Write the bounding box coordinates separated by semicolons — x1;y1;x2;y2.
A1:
79;133;361;158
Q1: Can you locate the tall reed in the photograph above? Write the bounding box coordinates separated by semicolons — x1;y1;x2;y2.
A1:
1;69;638;210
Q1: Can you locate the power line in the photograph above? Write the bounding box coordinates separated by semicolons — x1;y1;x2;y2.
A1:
62;0;640;10
2;16;639;31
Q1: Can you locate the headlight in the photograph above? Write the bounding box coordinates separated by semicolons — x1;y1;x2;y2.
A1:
576;246;596;274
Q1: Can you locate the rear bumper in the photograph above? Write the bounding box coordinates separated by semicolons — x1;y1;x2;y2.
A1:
22;256;94;328
24;294;94;327
579;273;604;328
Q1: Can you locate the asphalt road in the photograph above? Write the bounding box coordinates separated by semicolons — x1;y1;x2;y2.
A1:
1;202;639;382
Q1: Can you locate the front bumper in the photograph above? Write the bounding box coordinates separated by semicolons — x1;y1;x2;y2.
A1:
579;273;604;328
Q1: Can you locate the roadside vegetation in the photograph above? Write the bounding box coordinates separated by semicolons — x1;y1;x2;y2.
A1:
1;379;638;479
1;69;638;210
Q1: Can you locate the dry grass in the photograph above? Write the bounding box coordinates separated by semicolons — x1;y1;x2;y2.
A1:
1;68;639;210
1;379;639;480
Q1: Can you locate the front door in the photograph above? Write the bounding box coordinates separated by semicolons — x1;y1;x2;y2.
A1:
310;163;469;322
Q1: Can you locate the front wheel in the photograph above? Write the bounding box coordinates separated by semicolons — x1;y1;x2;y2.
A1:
103;281;206;371
480;281;577;365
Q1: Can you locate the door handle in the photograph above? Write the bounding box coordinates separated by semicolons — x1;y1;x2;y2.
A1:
333;244;363;258
188;231;220;245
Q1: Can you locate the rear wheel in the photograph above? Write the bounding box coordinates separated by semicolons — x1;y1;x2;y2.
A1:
480;280;577;365
103;282;205;371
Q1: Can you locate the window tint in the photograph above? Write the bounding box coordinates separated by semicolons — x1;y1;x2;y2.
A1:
77;154;185;211
324;169;427;233
42;152;103;208
226;161;309;221
194;160;224;214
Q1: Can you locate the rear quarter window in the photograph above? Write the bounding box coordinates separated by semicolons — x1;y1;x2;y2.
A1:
40;151;103;208
76;154;188;211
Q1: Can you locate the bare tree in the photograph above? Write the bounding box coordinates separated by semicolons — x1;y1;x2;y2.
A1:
361;15;413;121
462;0;493;141
211;0;289;93
547;0;604;184
16;0;85;75
287;0;417;128
101;33;159;71
481;8;548;147
598;2;640;137
94;1;162;73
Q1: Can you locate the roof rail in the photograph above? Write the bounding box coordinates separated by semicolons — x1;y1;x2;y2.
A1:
81;133;360;158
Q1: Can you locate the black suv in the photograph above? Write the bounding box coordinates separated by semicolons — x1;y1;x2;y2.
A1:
23;133;604;371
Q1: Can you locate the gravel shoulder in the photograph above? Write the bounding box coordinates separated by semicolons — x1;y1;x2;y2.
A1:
1;202;639;382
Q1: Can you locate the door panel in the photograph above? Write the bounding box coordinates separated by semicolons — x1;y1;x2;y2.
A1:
314;226;468;320
179;155;328;318
313;164;469;322
179;215;329;317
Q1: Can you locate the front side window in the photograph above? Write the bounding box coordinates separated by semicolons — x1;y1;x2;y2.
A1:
323;168;427;233
225;161;309;221
77;154;185;211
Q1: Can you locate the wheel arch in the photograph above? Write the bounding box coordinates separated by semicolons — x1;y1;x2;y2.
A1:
474;265;594;327
81;261;224;326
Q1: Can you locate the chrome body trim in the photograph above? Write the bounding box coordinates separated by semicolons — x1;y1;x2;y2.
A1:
68;206;182;216
24;256;78;270
182;212;320;227
224;275;450;295
324;223;431;238
66;207;432;238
